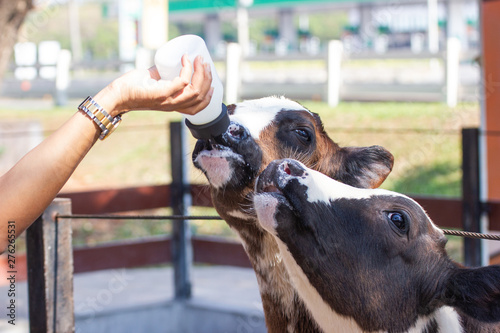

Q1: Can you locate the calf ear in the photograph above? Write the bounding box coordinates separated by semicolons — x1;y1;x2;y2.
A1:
335;145;394;189
443;265;500;323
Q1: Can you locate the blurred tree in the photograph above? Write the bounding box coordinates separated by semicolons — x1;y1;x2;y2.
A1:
0;0;34;81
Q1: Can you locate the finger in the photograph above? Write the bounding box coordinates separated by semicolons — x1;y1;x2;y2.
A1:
168;80;203;106
175;61;212;107
179;54;194;83
191;59;213;99
165;85;207;111
177;86;214;112
164;55;213;108
165;55;194;95
165;55;210;104
166;77;190;100
177;87;214;115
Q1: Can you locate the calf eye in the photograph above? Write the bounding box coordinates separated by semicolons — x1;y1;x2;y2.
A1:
294;128;311;143
387;212;407;232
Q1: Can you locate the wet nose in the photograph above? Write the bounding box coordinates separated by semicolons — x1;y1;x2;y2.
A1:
226;122;248;143
281;159;307;178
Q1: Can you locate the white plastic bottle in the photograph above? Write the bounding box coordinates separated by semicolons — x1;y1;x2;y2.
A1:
154;35;229;139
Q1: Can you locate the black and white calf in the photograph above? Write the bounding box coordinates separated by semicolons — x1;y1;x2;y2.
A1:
193;96;394;332
254;159;500;333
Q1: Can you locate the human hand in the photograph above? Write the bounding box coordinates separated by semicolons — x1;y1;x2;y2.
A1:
96;55;214;117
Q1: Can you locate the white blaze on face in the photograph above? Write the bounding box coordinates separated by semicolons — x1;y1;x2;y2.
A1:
230;97;310;139
254;160;446;238
296;161;436;217
282;161;444;234
299;167;444;234
298;165;390;203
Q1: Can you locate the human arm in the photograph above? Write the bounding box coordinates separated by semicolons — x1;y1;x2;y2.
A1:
0;55;212;253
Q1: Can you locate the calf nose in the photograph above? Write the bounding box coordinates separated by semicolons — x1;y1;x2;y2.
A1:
226;122;248;142
281;159;307;178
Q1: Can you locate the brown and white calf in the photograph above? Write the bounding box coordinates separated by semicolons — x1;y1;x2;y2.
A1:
192;96;394;332
254;159;500;333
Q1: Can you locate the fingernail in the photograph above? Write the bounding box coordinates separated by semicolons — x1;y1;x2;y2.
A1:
205;63;211;73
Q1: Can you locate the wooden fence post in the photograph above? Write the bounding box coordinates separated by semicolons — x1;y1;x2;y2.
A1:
225;42;242;105
462;128;482;266
170;121;193;299
446;37;461;108
26;198;74;333
55;49;72;107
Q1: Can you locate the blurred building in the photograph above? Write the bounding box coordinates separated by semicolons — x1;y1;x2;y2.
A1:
164;0;478;56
